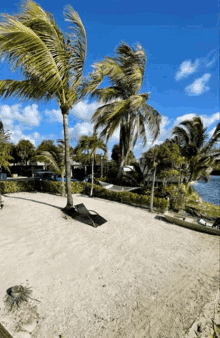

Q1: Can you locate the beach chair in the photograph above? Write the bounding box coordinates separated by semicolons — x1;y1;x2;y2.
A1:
212;218;220;230
0;323;14;338
63;203;107;228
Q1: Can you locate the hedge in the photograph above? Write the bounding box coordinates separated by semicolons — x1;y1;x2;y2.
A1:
0;180;169;211
0;180;36;193
82;183;169;211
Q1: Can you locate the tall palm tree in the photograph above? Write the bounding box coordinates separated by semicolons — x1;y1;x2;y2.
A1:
31;140;66;196
172;116;220;182
80;42;161;179
76;132;107;196
0;0;86;210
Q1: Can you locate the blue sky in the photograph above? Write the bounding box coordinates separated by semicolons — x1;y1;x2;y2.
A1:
0;0;219;159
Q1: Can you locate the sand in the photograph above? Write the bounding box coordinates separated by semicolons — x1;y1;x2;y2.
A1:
0;192;219;338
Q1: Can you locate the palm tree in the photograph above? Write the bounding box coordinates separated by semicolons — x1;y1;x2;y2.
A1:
16;139;35;166
0;0;86;210
31;140;66;196
80;42;161;179
75;134;91;164
172;116;220;182
76;132;107;196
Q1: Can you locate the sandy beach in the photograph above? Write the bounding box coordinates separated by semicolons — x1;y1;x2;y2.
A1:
0;192;219;338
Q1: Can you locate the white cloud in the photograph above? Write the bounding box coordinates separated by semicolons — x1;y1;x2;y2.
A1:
205;49;218;68
70;100;101;121
201;112;220;127
175;113;197;124
44;108;63;123
162;112;219;139
8;126;40;146
175;59;200;81
0;104;41;128
69;122;94;142
184;73;211;96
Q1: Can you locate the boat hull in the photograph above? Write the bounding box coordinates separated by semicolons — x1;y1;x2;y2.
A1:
164;213;220;236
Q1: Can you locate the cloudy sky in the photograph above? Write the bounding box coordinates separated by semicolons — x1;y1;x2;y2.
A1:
0;0;218;159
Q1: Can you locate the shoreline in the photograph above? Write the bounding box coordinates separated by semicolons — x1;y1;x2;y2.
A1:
190;176;220;207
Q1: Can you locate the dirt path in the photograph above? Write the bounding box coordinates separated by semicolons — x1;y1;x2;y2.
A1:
0;192;219;338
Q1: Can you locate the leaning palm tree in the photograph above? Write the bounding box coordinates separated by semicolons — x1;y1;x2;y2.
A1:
0;0;86;209
80;42;161;179
172;116;220;182
31;140;66;196
76;132;107;196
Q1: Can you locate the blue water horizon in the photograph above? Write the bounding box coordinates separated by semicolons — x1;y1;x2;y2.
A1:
192;175;220;206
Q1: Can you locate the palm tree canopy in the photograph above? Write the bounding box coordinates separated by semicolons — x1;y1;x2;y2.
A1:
32;140;65;175
172;116;220;182
80;41;161;146
76;132;107;159
0;0;86;109
0;0;87;208
172;116;220;157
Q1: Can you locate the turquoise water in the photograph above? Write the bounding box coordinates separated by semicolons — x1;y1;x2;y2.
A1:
192;176;220;206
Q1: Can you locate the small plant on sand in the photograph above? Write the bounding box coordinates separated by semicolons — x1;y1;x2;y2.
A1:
4;285;33;310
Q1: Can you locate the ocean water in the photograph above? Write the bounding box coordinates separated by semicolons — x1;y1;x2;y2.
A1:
192;176;220;206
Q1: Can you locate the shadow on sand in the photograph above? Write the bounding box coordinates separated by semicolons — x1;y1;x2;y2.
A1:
3;194;64;211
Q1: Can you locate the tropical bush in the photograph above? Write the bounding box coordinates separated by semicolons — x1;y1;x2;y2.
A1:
0;178;169;211
82;183;169;211
0;180;35;193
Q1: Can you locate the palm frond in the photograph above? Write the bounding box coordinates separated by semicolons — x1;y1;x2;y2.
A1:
202;121;220;153
141;103;161;143
32;150;63;174
90;86;123;104
64;5;87;87
0;14;64;93
172;126;190;148
0;79;54;101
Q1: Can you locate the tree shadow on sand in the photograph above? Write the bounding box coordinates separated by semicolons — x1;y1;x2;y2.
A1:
3;194;63;210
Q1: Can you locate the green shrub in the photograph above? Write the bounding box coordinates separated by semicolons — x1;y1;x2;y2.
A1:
170;192;185;212
0;180;36;193
0;179;169;212
71;181;86;194
81;182;169;210
35;180;63;195
35;180;86;195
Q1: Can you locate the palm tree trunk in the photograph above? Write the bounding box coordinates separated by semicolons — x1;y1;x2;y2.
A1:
150;165;157;212
61;172;65;197
90;155;94;197
62;109;73;209
116;156;126;179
